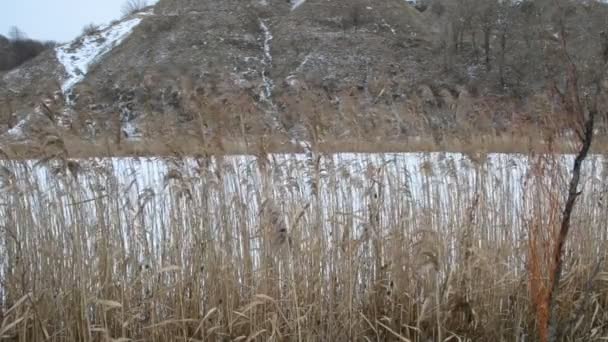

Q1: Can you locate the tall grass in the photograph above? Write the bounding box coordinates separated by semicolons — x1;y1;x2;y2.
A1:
0;151;607;341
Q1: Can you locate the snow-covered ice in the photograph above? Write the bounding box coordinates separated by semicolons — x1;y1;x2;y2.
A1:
0;151;604;273
0;152;600;240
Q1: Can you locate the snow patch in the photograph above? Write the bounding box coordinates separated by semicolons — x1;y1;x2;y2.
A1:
290;138;311;151
467;64;480;79
292;0;306;10
286;53;325;80
295;54;312;73
6;118;27;138
55;14;148;99
259;20;275;102
381;19;397;35
257;20;305;145
260;21;273;65
138;8;156;16
285;75;299;87
122;120;142;140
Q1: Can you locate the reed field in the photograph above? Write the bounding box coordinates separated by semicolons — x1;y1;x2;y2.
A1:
0;149;607;341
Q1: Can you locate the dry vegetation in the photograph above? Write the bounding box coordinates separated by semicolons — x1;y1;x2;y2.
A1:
0;139;607;341
2;0;608;341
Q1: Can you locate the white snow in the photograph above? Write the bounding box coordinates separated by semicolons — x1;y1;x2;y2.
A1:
285;55;311;88
290;138;312;150
6;118;27;138
260;21;273;65
123;120;143;139
55;14;147;97
467;64;480;79
259;20;275;102
258;20;301;145
285;54;326;86
295;54;312;73
285;75;299;87
292;0;306;10
381;19;397;35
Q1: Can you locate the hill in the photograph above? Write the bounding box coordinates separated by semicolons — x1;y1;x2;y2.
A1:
1;0;608;155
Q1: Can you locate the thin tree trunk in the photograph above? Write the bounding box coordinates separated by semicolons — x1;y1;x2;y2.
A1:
452;22;459;53
546;105;595;342
499;30;506;87
484;27;491;71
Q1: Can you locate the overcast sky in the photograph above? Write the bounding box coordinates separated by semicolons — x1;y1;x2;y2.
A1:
1;0;157;43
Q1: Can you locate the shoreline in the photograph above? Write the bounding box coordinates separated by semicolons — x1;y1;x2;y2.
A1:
1;133;606;160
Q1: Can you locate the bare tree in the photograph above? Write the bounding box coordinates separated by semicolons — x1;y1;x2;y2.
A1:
475;0;498;70
341;1;366;32
7;26;26;41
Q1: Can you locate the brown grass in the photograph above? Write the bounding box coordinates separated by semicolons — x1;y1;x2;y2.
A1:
3;132;608;160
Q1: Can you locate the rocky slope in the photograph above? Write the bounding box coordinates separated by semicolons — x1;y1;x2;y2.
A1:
3;0;597;153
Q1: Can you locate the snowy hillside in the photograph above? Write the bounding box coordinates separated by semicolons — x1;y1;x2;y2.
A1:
55;11;151;97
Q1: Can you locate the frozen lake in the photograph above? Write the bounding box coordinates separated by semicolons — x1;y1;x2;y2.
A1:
1;152;607;280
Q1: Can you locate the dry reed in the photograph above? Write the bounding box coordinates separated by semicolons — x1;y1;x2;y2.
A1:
0;148;607;341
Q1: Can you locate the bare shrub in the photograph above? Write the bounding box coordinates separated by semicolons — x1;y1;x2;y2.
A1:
121;0;148;17
81;23;98;36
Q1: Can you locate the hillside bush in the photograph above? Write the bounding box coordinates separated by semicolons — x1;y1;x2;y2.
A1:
82;23;98;36
122;0;148;17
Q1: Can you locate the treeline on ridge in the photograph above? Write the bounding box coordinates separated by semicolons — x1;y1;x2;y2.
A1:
0;27;55;72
